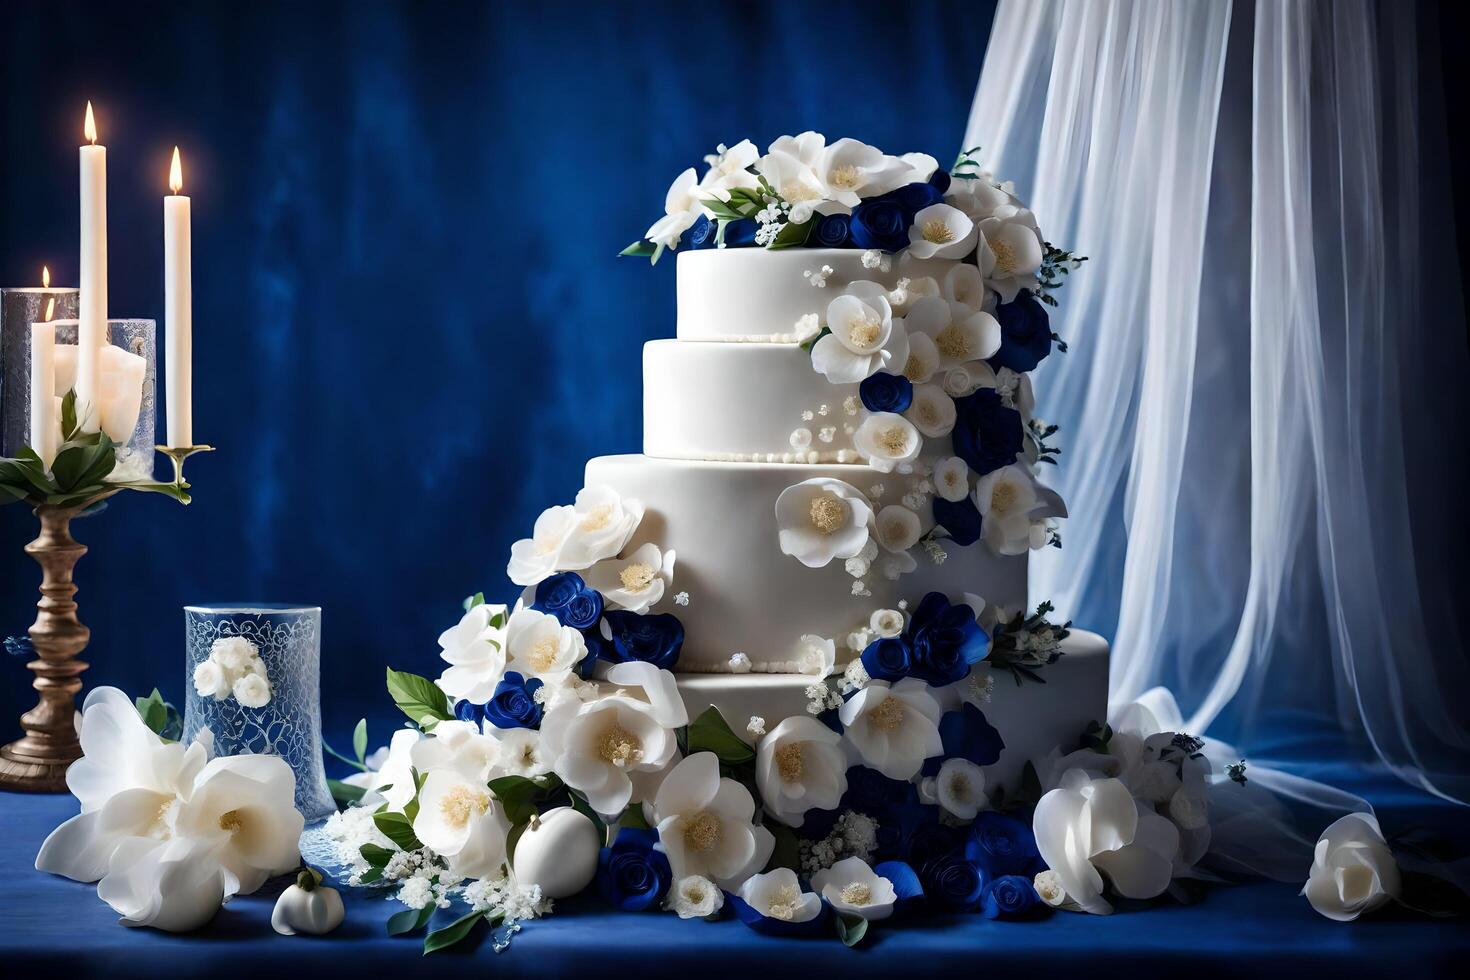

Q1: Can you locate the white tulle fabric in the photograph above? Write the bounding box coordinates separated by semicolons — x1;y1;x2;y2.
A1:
966;0;1470;805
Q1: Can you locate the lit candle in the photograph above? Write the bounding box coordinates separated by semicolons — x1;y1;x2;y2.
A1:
77;101;107;432
30;301;57;469
164;146;192;447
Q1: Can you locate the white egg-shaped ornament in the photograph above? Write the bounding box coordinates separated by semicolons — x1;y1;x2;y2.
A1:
511;807;601;899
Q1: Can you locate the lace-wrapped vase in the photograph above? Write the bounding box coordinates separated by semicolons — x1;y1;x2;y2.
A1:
182;604;334;821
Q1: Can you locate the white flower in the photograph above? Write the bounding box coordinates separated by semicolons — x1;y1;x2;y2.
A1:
900;331;940;384
541;694;677;817
1033;869;1069;908
810;856;897;920
774;477;875;569
667;874;724;919
492;727;552;779
413;769;512;880
584;543;676;614
907;203;976;260
935;758;989;820
737;867;822;923
874;504;922;554
945;179;1020;222
757;144;825;209
973;464;1064;556
852;413;922;473
904;383;957;438
698;140;761;201
746;716;766;738
557;485;645;571
192;660;230;701
172;754;306;894
756;716;848;828
1032;769;1181;915
94;836;228;932
348;728;421;811
793;313;822;343
208;636;259;676
1302;813;1401;922
507;505;578;587
645;168;703;249
838;678;943;780
435;602;509;705
942;262;988;309
810;283;909;384
231;672;272;708
976;209;1045;302
602;661;690;728
505;607;587;684
729;653;753;673
904;295;1000;370
815;138;906;206
792;634;836;677
933;456;971;502
898;151;940;184
869;609;904;638
411;719;502;783
653;752;771;887
889;274;940;316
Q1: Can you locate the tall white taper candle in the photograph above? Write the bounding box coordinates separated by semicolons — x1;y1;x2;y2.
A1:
30;320;58;470
164;146;193;448
77;101;107;432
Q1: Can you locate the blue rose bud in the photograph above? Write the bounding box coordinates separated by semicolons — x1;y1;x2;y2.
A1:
533;572;604;631
597;828;672;912
905;592;989;686
602;611;684;670
813;212;852;248
928;169;952;195
454;698;486;725
889;180;944;217
951;388;1024;476
981;874;1042;919
990;290;1053;373
860;636;913;682
687;215;720;250
932;495;983;546
850;198;912;252
481;671;544;730
859;372;914;414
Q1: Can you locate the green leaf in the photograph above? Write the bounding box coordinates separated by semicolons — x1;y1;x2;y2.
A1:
833;913;869;947
618;804;651;831
48;443;93;492
134;689;169;736
359;843;397;868
329;778;367;807
462;592;485;611
423;911;486;955
0;482;26;504
323;734;369;772
387;904;435;936
619;240;656;258
358;867;384;884
686;707;755;765
488;774;544;825
373;810;424;852
60;390;78;441
352;718;369;765
506;820;530;864
769;218;814;249
766;822;800;872
386;667;453;728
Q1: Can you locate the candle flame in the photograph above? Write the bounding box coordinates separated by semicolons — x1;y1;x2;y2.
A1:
84;101;97;144
44;298;55;322
169;146;183;194
41;266;50;289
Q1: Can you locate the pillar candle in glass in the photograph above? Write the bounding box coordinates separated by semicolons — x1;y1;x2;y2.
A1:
1;270;79;458
29;319;57;469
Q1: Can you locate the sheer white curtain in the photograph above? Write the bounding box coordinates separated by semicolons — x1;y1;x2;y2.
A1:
966;0;1470;803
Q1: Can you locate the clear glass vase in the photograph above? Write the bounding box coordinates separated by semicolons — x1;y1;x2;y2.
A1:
182;604;334;821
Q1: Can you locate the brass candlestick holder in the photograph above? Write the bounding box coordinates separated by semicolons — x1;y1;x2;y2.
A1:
0;445;212;792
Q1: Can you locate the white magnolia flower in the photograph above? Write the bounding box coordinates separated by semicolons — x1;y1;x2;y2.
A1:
869;608;904;638
973;464;1065;556
904;295;1001;370
192;659;230;701
653;752;770;887
231;672;272;709
413;769;512;880
933;456;971;502
172;754;306;894
757;143;826;208
94;836;228;932
898;151;940;184
976;209;1045;302
698;140;761;201
346;727;421;810
756;716;848;828
584;543;676;614
874;504;922;553
491;727;552;779
811;283;909;384
555;485;645;571
852;413;922;473
935;758;989;820
945;179;1021;222
838;677;943;781
816;138;906;206
811;856;897;920
775;477;875;569
541;694;677;817
411;719;502;784
1032;769;1181;915
505;607;587;684
738;867;822;923
1303;813;1400;922
668;874;724;919
900;330;940;383
645;168;703;249
793;634;837;677
942;262;988;309
888;274;940;316
507;505;578;586
602;660;690;728
907;203;977;260
904;383;957;438
436;602;509;704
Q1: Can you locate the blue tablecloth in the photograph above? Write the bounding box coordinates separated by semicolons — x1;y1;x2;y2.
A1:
2;746;1464;978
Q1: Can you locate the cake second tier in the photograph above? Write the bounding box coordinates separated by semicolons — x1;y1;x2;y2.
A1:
585;453;1027;673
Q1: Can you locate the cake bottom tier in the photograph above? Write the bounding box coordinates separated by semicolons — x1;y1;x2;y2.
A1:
672;629;1110;794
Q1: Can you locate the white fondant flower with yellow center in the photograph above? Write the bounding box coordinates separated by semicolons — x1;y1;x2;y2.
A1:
901;330;941;384
491;727;552;779
737;867;822;923
585;543;676;614
413;769;512;880
907;203;977;260
905;383;957;438
976;208;1045;302
540;694;677;817
602;660;691;729
935;758;990;820
668;874;725;919
904;295;1001;371
435;602;509;705
945;178;1021;222
645;167;703;249
888;274;941;316
816;138;906;207
653;752;772;887
811;856;898;921
853;412;922;473
755;716;848;828
793;634;837;677
870;608;905;638
838;677;944;780
172;754;308;895
757;148;826;209
942;262;988;309
410;719;502;784
933;456;971;502
557;485;645;571
698;140;761;202
774;477;875;568
875;504;923;554
811;283;910;385
349;727;421;811
505;607;587;685
508;505;579;586
973;464;1066;556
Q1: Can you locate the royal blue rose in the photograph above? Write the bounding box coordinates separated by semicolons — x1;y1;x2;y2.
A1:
597;828;672;912
841;765;920;820
981;875;1042;919
601;611;684;670
860;636;913;682
687;215;720;250
813;212;853;248
932;495;983;546
965;810;1042;878
850;198;912;252
481;671;544;730
990;290;1053;373
533;572;604;631
859;372;913;414
905;592;989;685
901;821;965;870
923;704;1005;778
888;180;944;217
928;168;952;195
453;698;485;725
724;218;759;247
951;387;1024;476
921;854;989;911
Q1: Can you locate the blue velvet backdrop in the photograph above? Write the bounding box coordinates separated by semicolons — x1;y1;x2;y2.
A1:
0;0;997;745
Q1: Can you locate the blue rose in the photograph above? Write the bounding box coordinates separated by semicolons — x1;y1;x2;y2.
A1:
812;212;852;248
990;291;1053;373
888;180;944;217
951;388;1024;476
841;765;920;820
901;821;965;869
687;215;720;250
533;572;604;631
533;571;585;611
928;169;952;195
597;828;672;912
481;671;544;730
859;372;913;414
932;495;983;546
905;592;989;684
724;218;759;247
601;611;684;670
921;854;989;911
453;698;485;725
965;810;1042;878
981;874;1042;919
850;198;912;252
860;636;913;682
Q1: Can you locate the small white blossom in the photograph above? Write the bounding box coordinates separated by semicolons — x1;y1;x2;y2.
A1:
843;396;861;416
793;313;822;343
844;555;871;578
746;716;766;738
667;875;724;918
729;652;752;673
674;591;690;606
869;609;904;638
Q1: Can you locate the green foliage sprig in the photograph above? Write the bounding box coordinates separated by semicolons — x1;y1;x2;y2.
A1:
1037;242;1088;306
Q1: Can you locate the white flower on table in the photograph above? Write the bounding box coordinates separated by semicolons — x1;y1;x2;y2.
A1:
410;718;501;784
904;383;957;438
585;543;676;614
774;476;875;569
934;758;990;820
904;295;1001;371
874;504;922;554
810;282;909;384
756;716;848;829
505;607;587;685
653;752;773;888
1033;869;1070;908
852;412;922;473
933;456;971;502
793;634;837;677
435;601;509;704
171;754;306;895
811;856;898;921
815;138;907;206
976;207;1045;302
540;694;677;817
413;768;512;880
1303;813;1400;922
644;167;704;249
907;203;977;260
738;867;823;924
668;874;725;919
838;677;944;781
